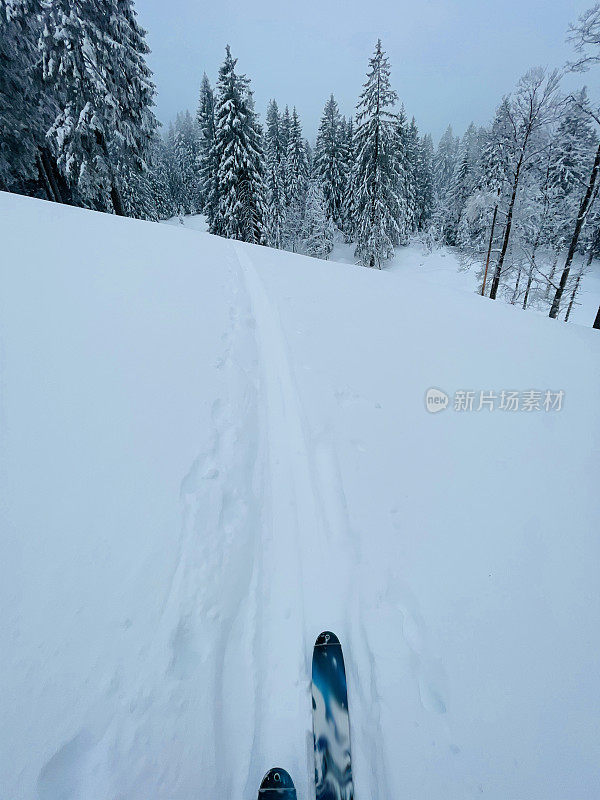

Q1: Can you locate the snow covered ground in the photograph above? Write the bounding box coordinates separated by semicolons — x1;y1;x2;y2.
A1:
171;213;600;328
1;192;600;800
331;239;600;329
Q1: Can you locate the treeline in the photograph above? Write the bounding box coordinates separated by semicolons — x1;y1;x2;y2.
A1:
153;33;600;320
2;1;599;323
153;42;436;265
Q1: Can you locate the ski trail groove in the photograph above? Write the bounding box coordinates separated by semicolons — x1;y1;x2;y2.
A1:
233;242;390;799
233;242;323;796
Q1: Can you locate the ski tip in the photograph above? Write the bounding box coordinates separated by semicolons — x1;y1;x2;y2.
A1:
259;767;296;792
315;630;341;647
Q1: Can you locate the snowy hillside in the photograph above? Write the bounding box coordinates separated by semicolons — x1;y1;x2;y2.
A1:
1;192;600;800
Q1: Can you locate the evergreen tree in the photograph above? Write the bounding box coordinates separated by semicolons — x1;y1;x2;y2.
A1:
443;122;480;244
41;0;158;215
434;125;459;200
415;133;435;230
480;99;513;192
0;0;70;203
164;121;184;212
283;107;309;251
314;94;347;227
286;107;309;205
197;73;218;224
393;106;410;243
173;109;200;214
352;39;401;268
0;0;42;192
550;89;597;203
147;136;177;219
404;116;420;236
211;45;267;244
264;99;286;247
304;138;313;176
119;156;158;220
280;105;292;204
341;116;357;238
303;180;335;259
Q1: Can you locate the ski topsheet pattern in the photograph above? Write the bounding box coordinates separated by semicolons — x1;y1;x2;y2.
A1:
311;631;354;800
258;767;297;799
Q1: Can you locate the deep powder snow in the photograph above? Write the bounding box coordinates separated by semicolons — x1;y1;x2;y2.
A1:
1;192;600;799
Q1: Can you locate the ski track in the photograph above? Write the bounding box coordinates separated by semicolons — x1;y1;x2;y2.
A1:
233;242;392;800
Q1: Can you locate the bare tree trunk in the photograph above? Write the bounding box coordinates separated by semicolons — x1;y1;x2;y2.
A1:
40;148;64;205
586;225;600;268
522;267;534;309
550;142;600;319
565;228;600;322
110;184;126;217
36;152;56;202
511;263;522;304
564;265;583;322
545;251;559;299
490;157;523;299
523;241;541;310
481;190;499;296
94;129;126;217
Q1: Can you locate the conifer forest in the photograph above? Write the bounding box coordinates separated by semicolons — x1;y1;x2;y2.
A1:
1;1;600;323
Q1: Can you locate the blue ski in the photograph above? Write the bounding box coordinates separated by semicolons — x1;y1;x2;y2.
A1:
311;631;354;800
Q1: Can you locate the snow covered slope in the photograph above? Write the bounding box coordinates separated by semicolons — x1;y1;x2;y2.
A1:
1;191;599;800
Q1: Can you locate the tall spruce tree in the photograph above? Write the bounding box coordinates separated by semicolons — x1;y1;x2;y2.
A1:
314;95;348;227
434;125;459;198
283;107;309;251
393;106;411;243
172;110;200;214
443;122;480;244
550;89;597;203
404;116;420;236
280;105;292;204
164;121;184;213
286;107;309;205
264;99;286;248
415;133;435;230
211;45;267;244
480;99;513;193
352;39;401;268
197;73;218;225
341;116;357;238
147;136;177;219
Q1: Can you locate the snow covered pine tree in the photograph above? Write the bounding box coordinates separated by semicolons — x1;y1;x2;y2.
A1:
211;45;267;244
41;0;158;216
314;94;348;229
352;40;401;268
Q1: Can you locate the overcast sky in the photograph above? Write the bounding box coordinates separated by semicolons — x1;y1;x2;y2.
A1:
137;0;594;143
